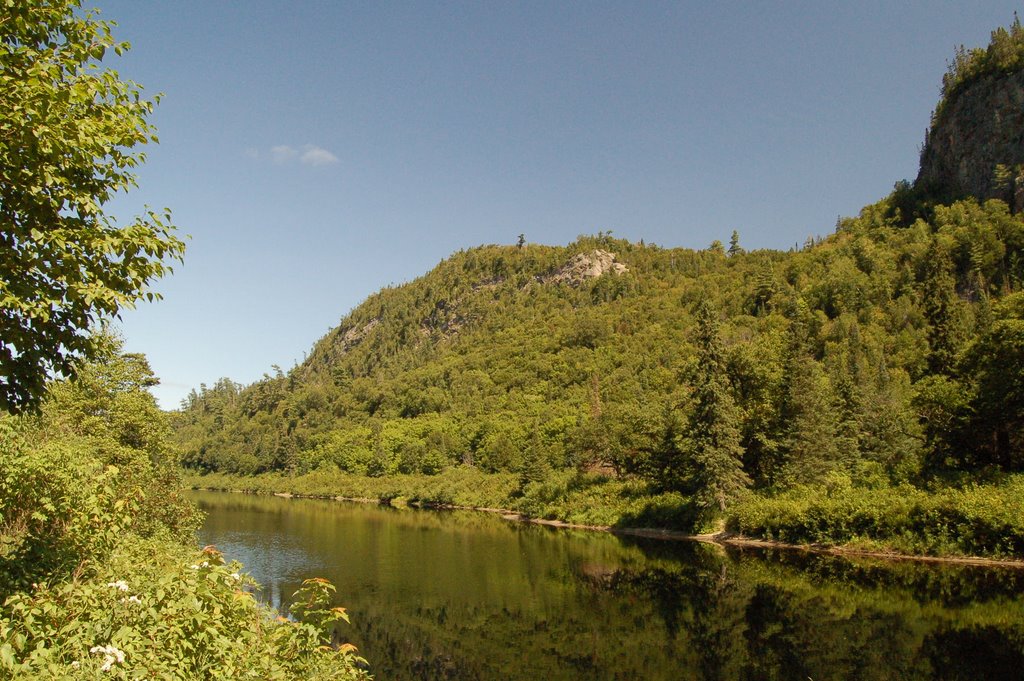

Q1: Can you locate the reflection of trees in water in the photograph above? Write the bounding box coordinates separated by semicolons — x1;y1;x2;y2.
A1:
738;547;1024;607
601;546;1024;681
924;627;1024;681
196;494;1024;681
742;583;932;680
691;563;751;681
346;578;704;680
256;538;1024;680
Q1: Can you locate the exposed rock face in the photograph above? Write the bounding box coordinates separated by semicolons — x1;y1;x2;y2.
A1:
916;69;1024;205
338;318;379;351
545;250;627;286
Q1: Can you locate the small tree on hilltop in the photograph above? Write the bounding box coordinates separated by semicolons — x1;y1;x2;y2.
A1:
728;230;744;257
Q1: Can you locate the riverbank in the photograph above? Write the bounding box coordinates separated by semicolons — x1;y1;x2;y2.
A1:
184;467;1024;566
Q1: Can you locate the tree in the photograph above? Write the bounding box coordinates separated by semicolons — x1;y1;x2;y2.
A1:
750;259;777;315
728;230;743;257
960;292;1024;468
773;298;844;487
0;1;183;413
684;297;750;511
921;237;966;374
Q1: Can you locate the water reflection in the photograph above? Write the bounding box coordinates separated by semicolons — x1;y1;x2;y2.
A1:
191;491;1024;681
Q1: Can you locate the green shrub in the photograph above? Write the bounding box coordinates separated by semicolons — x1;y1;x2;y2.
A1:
726;477;1024;557
0;540;368;679
0;342;371;679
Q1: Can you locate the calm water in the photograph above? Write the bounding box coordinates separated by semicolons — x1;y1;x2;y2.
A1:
191;490;1024;681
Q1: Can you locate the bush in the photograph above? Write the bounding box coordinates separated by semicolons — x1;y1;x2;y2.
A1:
0;540;368;679
0;343;370;678
726;477;1024;557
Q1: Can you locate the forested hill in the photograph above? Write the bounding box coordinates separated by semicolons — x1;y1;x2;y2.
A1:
174;196;1024;486
174;21;1024;511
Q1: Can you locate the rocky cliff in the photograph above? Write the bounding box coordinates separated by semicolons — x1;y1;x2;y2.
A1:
916;68;1024;207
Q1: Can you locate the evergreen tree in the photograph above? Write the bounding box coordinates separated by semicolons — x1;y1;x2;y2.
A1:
644;406;689;493
728;230;744;257
519;430;552;488
961;292;1024;468
778;299;841;487
751;259;777;315
685;298;750;511
922;237;967;374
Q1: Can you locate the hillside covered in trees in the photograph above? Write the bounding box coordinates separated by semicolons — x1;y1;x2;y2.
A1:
177;19;1024;553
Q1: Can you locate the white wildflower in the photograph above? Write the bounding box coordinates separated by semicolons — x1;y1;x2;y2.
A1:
89;644;125;672
230;572;241;581
121;595;142;605
189;564;199;570
106;580;129;592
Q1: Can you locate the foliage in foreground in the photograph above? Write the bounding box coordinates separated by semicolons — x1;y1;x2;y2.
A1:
0;0;184;413
1;542;367;679
0;339;370;679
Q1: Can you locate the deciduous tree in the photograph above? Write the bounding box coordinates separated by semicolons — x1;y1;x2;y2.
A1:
0;0;182;412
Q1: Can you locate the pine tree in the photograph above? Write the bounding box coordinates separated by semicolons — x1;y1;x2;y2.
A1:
751;259;777;315
778;299;841;487
922;238;966;374
728;230;744;257
519;430;551;487
685;298;750;511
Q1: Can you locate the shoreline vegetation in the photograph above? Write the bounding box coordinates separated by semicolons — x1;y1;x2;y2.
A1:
0;338;371;679
184;468;1024;567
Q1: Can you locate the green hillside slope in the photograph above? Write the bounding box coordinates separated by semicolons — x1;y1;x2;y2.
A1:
175;20;1024;552
175;201;1024;487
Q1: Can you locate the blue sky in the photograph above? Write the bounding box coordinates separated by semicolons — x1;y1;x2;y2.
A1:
101;1;1021;408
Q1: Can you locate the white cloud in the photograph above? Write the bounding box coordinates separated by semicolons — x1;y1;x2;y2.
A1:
261;144;338;167
300;145;339;166
270;145;298;163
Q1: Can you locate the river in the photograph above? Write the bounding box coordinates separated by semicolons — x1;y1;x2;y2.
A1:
191;490;1024;680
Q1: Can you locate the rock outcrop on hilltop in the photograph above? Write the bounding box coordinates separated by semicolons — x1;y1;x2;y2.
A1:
916;61;1024;208
543;250;628;287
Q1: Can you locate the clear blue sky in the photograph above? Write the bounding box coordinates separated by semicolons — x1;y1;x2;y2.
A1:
101;0;1021;408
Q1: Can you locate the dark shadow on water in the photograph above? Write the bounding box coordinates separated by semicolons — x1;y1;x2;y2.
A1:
613;496;704;531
